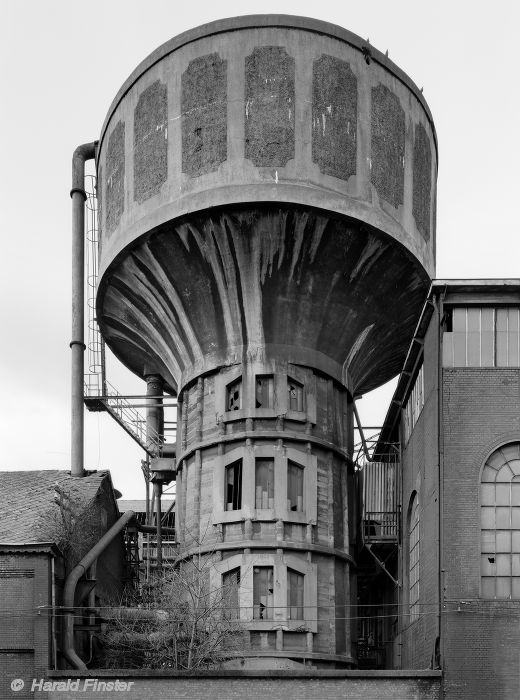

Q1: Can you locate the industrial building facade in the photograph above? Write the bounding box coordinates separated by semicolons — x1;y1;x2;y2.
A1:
376;280;520;698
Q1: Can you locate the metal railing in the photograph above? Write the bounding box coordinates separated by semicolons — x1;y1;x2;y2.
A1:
82;175;176;457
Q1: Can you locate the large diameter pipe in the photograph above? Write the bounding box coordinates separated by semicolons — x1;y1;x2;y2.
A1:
145;374;164;453
154;482;163;573
63;509;135;670
70;142;97;478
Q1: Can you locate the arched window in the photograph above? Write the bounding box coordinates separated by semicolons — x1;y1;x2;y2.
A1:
408;493;420;621
481;442;520;599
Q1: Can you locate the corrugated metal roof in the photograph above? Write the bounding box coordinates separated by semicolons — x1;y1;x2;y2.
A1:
0;470;110;543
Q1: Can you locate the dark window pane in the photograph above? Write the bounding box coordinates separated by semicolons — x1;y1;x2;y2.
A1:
287;461;304;511
225;460;242;510
227;378;242;411
288;378;304;412
287;569;304;619
253;567;273;620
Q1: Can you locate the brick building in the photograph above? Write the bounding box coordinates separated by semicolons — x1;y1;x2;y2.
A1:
371;280;520;698
0;470;125;699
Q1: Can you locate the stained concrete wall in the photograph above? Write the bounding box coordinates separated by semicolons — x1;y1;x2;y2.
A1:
175;360;355;666
97;16;436;277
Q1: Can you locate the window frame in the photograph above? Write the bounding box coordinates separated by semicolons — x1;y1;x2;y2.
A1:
222;566;241;620
211;551;317;632
213;445;317;526
402;363;424;444
443;306;520;368
480;442;520;600
408;492;420;623
225;459;243;512
214;364;317;426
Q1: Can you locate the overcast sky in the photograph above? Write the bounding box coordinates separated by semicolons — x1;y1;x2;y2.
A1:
0;0;518;499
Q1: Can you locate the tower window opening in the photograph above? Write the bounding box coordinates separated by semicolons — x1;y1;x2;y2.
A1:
227;378;242;411
287;460;304;512
287;569;304;619
253;567;273;620
255;375;274;408
255;458;274;509
288;377;304;412
222;567;241;619
225;460;242;511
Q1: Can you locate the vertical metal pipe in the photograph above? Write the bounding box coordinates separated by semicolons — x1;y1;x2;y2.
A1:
146;374;164;453
154;481;163;574
70;142;97;477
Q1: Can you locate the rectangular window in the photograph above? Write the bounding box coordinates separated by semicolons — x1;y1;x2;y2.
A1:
253;567;273;620
255;375;274;408
287;569;304;619
255;458;274;509
287;461;304;512
409;500;420;621
443;307;520;367
287;378;304;412
402;365;424;443
222;568;240;619
225;460;242;511
227;378;242;411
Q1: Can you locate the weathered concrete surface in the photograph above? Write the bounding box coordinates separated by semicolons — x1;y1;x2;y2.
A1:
96;16;437;395
98;205;428;395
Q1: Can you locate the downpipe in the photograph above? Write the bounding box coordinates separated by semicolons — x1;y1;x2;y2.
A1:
61;511;176;670
70;142;97;478
62;510;135;670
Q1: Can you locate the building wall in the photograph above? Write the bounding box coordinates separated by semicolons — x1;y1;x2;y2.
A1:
399;310;440;669
441;367;520;700
45;670;441;700
0;552;53;700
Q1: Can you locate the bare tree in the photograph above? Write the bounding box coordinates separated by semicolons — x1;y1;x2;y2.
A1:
98;547;246;670
35;483;105;572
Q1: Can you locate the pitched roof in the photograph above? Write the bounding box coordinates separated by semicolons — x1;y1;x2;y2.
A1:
0;470;110;544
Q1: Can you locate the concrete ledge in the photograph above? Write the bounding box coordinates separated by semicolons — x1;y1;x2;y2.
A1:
48;669;441;679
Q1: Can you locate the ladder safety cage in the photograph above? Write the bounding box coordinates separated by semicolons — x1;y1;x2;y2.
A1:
83;175;177;457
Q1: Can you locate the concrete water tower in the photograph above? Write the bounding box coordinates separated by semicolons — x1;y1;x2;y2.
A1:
94;16;436;667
